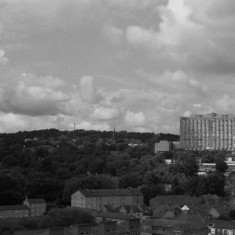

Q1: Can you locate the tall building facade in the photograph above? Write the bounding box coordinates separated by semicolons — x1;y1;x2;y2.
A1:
180;113;235;150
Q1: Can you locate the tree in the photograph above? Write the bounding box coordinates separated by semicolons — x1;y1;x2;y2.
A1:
143;171;161;186
201;154;215;163
215;159;228;173
119;172;143;188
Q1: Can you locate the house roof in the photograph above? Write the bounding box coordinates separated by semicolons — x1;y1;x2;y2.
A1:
117;223;130;234
78;188;143;197
212;220;235;229
173;222;198;231
27;198;46;204
154;219;207;231
175;214;207;226
98;212;134;220
209;205;228;216
150;195;198;206
119;204;142;214
66;206;98;215
0;205;29;211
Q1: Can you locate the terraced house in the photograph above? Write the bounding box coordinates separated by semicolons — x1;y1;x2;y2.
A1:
71;188;143;212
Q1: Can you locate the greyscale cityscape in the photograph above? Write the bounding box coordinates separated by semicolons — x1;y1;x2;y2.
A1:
0;0;235;235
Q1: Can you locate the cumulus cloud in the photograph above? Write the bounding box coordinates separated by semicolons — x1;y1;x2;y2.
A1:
91;106;120;120
215;95;235;112
0;73;69;116
0;0;234;134
75;121;111;131
126;0;235;73
79;76;99;103
124;111;146;126
103;24;123;44
0;49;8;65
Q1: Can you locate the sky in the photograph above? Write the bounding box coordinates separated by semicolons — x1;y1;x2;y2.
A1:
0;0;235;134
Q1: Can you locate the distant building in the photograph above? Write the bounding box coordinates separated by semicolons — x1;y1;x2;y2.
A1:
23;197;46;216
180;113;235;151
0;197;46;219
173;141;183;151
71;188;143;212
152;218;208;235
150;195;199;211
0;205;29;219
154;140;172;153
209;220;235;235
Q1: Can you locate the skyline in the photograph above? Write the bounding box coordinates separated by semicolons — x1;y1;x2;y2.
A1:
0;0;235;133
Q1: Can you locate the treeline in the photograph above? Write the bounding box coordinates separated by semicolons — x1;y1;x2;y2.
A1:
0;129;228;208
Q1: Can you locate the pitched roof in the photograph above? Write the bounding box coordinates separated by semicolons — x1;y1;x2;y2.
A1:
78;188;143;197
119;204;142;214
0;205;29;211
212;220;235;229
154;219;207;231
211;204;228;213
66;206;98;215
27;198;46;204
150;195;198;206
175;214;207;226
98;212;134;220
117;223;130;234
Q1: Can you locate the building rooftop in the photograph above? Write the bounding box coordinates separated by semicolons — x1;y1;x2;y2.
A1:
98;211;134;220
27;198;46;204
78;188;143;197
0;205;29;211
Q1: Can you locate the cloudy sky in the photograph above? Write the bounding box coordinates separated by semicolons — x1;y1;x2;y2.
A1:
0;0;235;133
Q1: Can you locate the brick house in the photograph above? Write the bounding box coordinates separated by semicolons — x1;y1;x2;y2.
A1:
209;220;235;235
71;189;143;212
23;197;46;216
152;219;207;235
150;195;199;211
0;205;29;219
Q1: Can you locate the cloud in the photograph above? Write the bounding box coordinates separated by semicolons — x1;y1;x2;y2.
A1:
0;49;8;65
75;121;111;131
124;111;146;126
215;95;235;112
91;106;120;120
103;0;156;10
0;73;69;116
103;24;123;44
79;76;99;103
126;0;235;73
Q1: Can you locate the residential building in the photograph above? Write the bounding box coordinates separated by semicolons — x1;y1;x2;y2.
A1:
150;195;199;211
209;220;235;235
23;197;46;216
0;205;29;219
180;113;235;150
71;189;143;212
14;220;140;235
154;141;172;153
152;219;207;235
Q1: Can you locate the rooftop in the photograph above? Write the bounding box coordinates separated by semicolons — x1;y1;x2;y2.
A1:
77;188;143;197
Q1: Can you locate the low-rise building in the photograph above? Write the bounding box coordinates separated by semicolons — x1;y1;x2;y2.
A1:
23;197;46;216
71;188;143;212
0;205;29;219
154;141;172;153
209;220;235;235
150;195;199;211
